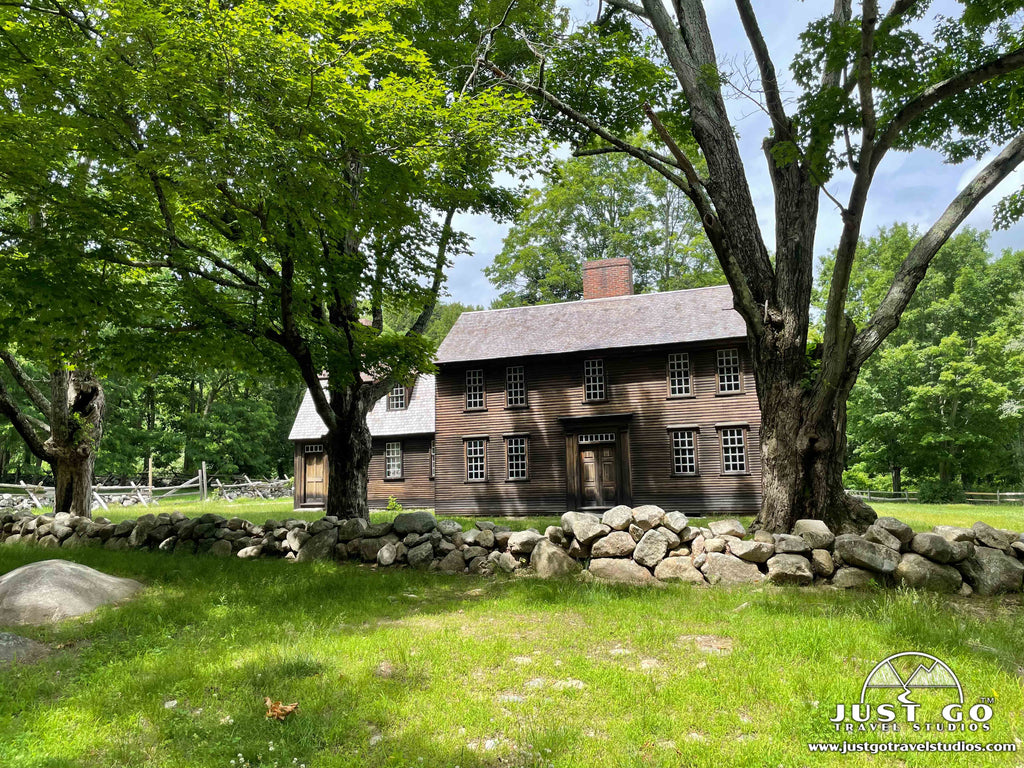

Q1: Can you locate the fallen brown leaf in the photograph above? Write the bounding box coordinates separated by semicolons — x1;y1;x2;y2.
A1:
264;697;299;721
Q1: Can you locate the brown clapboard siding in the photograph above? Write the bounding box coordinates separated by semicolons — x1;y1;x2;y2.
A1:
368;435;435;509
433;341;762;516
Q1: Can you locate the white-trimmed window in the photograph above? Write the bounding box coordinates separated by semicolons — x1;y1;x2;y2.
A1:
430;440;436;479
505;436;528;480
721;428;747;473
466;369;485;409
578;432;616;445
303;444;323;454
506;365;527;407
584;359;605;401
388;385;406;410
668;353;692;396
717;348;742;393
465;439;486;481
385;441;403;479
672;430;697;475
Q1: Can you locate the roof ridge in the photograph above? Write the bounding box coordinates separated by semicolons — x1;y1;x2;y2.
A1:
460;283;731;316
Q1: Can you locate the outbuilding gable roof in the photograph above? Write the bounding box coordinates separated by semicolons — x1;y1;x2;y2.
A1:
435;284;745;364
288;374;435;441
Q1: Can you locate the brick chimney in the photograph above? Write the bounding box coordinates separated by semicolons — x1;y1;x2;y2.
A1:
582;258;634;300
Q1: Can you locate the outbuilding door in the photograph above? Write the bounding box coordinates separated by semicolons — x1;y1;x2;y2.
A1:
303;445;326;504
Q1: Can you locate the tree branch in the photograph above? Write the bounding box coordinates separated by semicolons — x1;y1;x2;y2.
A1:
0;350;51;413
0;372;50;461
734;0;789;135
604;0;649;19
409;205;457;336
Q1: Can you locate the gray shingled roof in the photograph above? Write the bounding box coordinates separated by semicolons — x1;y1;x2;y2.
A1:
435;285;746;364
288;375;435;441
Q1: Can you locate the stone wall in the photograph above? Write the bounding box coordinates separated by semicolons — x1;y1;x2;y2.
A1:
1;505;1022;596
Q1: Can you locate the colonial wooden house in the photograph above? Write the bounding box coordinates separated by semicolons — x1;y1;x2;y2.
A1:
289;257;763;515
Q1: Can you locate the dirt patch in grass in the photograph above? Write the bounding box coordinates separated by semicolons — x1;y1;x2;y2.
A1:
677;634;734;654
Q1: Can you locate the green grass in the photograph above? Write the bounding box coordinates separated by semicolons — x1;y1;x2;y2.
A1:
1;545;1023;768
871;502;1024;533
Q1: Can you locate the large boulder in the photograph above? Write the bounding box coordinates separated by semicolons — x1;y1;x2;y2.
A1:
462;528;495;549
507;530;544;556
774;534;811;555
873;517;913;546
392;512;436;536
653;557;706;584
811;549;835;578
0;560;144;626
700;552;764;585
728;539;774;564
601;505;633;531
531;539;581;579
296;528;338;562
561;512;609;546
633;529;669;568
589;558;655;585
590;531;636;559
406;541;434;570
933;525;974;543
767;554;813;586
971;522;1015;553
957;546;1024;596
831;567;875;589
864;525;902;552
910;533;954;564
894;554;962;594
834;534;900;574
437;549;465;574
792;519;835;550
631;505;666;531
337;518;369;542
661;511;690;534
708;519;746;539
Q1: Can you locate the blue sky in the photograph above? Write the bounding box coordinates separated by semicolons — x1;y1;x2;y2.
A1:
443;0;1024;306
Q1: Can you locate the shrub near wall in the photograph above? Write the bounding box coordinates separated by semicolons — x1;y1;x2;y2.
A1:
2;506;1023;597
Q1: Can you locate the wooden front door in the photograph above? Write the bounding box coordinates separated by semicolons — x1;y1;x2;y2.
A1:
304;447;326;504
580;443;617;508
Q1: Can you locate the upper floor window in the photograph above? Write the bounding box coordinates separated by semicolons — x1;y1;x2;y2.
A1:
387;385;407;410
385;441;403;479
506;365;527;408
465;438;486;481
430;439;436;479
505;436;529;480
672;430;697;475
717;348;742;393
720;428;747;474
466;369;485;410
668;353;692;397
583;359;605;402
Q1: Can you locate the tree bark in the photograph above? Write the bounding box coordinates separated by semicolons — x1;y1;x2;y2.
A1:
53;453;96;518
323;384;376;520
891;466;902;494
46;367;105;518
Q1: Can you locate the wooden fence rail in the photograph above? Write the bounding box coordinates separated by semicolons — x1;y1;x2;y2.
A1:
849;489;1024;505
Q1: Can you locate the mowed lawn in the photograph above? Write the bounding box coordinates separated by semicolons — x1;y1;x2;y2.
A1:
1;501;1023;767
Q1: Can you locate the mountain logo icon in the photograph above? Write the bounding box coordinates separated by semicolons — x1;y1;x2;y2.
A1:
860;652;963;705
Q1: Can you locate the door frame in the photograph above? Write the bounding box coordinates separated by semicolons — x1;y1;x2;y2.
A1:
294;440;329;508
560;413;633;511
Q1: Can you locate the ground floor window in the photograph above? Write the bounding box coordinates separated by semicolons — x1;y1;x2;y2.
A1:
505;436;528;480
385;441;403;479
465;439;487;482
671;430;697;475
720;428;747;474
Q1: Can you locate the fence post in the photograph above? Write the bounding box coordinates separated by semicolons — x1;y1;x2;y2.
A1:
866;489;872;502
996;490;1001;504
147;454;154;499
19;480;42;509
201;461;208;502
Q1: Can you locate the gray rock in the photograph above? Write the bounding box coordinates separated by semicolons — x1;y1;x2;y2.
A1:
475;520;495;531
567;538;590;559
462;546;488;561
589;558;655;585
661;511;689;534
376;542;397;566
633;529;669;568
700;552;764;585
631;505;666;531
949;540;974;563
957;546;1024;596
297;528;338;562
508;529;544;556
237;546;263;559
655;527;681;550
437;549;465;574
767;554;814;586
157;536;178;552
0;560;144;626
703;537;727;553
286;529;311;552
708;519;745;539
653;557;706;584
864;525;902;552
729;539;774;563
0;631;50;665
437;519;463;537
774;533;812;555
933;525;975;543
678;526;701;543
753;529;774;544
628;524;644;543
834;534;900;574
811;549;835;577
565;513;609;546
690;534;705;556
1011;541;1024;560
494;529;512;551
545;525;567;547
393;512;436;535
127;514;157;547
308;518;335;535
972;522;1015;552
359;537;384;562
601;505;633;531
874;517;914;546
210;539;233;557
832;567;875;589
591;531;636;558
792;519;835;550
462;528;495;549
407;541;434;570
497;551;519;573
37;535;59;549
364;522;394;538
531;539;581;579
895;554;962;593
910;533;954;564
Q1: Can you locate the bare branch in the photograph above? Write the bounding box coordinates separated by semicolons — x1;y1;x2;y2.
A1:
734;0;789;134
0;350;51;413
605;0;649;19
409;206;457;337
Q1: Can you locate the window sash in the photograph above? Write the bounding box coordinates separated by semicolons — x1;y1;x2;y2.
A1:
584;359;605;401
578;432;616;445
388;385;406;410
465;439;486;481
385;441;403;479
506;436;528;480
717;348;742;393
668;353;691;396
721;428;747;473
430;440;436;479
672;430;697;475
466;369;485;409
505;365;527;407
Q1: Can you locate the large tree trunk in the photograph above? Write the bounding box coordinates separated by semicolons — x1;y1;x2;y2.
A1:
891;466;902;494
323;385;375;520
46;367;105;519
53;454;96;517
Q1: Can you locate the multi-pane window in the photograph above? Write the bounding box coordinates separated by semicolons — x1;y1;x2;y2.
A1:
303;444;323;454
672;430;697;475
584;359;605;401
506;365;527;407
506;436;528;480
466;369;485;409
465;439;486;481
430;440;436;479
668;353;692;396
717;348;742;393
388;385;406;410
721;428;747;473
385;441;403;479
578;433;616;445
